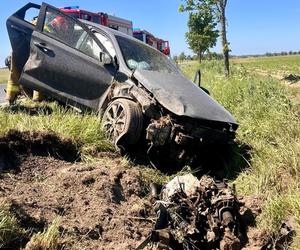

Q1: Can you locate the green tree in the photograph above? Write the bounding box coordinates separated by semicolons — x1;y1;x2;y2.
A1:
185;11;218;63
180;0;230;76
179;52;186;61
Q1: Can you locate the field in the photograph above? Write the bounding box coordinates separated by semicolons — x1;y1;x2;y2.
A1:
232;54;300;76
0;55;299;249
0;68;9;84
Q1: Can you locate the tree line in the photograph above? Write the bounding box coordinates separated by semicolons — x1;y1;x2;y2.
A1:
265;51;300;56
173;52;223;62
173;50;300;62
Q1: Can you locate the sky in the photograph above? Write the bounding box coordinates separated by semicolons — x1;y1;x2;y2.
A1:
1;0;300;66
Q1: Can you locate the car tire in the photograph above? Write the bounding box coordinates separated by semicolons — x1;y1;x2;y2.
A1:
102;98;143;147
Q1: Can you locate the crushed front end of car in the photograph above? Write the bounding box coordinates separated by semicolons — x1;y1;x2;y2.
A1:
145;114;237;165
129;69;238;166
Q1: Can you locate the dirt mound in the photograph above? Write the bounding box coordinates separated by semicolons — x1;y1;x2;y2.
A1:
0;130;80;173
0;155;154;249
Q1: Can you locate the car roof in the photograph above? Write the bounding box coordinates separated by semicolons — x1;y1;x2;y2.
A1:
80;20;133;39
80;19;162;52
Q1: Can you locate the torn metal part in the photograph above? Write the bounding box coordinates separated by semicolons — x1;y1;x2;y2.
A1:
161;174;200;201
143;175;242;250
146;116;172;146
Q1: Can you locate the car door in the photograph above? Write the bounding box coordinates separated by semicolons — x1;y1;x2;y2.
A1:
6;3;41;72
20;3;116;109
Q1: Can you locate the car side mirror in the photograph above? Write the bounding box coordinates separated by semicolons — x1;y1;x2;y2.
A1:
100;52;112;65
193;69;201;87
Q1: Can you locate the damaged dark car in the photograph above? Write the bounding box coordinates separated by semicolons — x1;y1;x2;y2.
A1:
7;3;238;165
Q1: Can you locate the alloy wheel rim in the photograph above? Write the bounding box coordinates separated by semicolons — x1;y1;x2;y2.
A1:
102;102;126;142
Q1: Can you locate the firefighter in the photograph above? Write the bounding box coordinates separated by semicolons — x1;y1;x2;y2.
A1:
50;16;69;32
5;53;21;105
6;54;45;104
6;16;45;104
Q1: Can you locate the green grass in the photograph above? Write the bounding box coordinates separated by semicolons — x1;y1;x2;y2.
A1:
0;101;114;160
0;201;25;248
0;68;9;84
180;59;300;248
25;218;61;250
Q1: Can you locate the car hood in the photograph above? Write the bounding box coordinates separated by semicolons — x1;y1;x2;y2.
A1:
133;69;238;126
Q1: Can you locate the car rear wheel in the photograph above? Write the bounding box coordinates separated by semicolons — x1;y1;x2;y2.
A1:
102;98;143;147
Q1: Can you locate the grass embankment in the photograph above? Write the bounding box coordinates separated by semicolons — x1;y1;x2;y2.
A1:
0;68;9;84
181;59;300;248
0;101;114;160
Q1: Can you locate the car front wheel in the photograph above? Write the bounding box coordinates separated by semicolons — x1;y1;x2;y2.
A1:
101;98;143;147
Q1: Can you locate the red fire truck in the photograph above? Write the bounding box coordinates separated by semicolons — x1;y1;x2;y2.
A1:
133;29;170;56
60;6;133;36
60;6;170;55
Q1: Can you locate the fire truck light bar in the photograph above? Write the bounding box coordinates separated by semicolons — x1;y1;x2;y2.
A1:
63;6;79;10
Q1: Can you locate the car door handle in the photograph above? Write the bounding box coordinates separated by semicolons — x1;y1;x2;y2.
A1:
34;42;52;52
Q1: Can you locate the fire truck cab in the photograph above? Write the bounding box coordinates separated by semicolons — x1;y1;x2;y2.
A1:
133;29;170;56
60;6;133;36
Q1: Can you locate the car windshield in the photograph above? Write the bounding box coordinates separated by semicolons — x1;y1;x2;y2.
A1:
116;35;179;74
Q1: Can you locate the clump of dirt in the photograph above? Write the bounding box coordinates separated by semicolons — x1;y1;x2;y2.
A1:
282;74;300;84
0;130;80;173
0;155;154;249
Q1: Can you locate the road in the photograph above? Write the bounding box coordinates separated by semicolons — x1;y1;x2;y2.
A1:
0;84;6;103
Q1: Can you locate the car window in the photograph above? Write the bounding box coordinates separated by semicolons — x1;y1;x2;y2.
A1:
94;32;116;57
116;35;179;74
77;33;102;60
42;8;101;60
24;7;40;25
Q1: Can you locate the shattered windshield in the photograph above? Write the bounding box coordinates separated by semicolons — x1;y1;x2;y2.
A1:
116;36;179;74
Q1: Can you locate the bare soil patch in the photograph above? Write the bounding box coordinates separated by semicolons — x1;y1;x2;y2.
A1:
1;154;154;249
0;130;291;249
252;69;300;85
